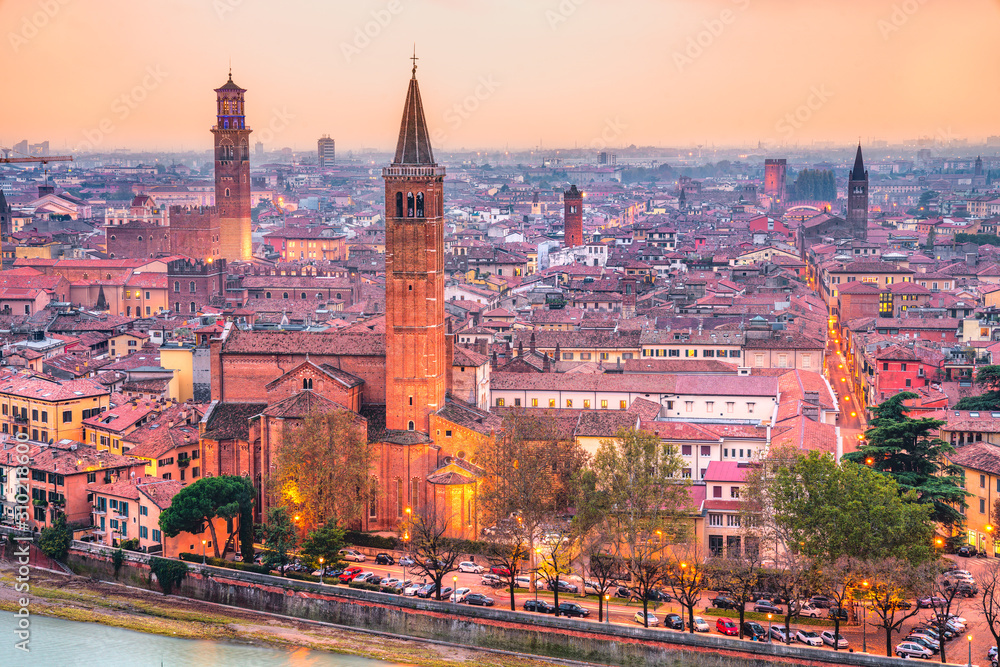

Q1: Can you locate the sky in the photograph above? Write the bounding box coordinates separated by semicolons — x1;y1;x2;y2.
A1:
3;0;998;154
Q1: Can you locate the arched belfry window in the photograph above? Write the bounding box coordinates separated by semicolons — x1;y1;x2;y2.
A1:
395;192;403;217
415;192;424;217
408;421;415;431
406;193;414;217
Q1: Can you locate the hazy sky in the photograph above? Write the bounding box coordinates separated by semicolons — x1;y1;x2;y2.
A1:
4;0;998;153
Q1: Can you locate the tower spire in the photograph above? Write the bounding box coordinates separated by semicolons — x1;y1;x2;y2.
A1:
393;56;435;165
851;143;865;180
411;44;418;78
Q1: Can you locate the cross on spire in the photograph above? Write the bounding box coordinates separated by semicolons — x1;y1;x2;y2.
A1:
411;45;418;78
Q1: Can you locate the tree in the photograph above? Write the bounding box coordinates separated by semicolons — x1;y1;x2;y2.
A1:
844;392;967;528
745;448;935;565
816;556;864;652
38;515;71;561
158;475;255;559
258;507;297;575
274;409;376;533
713;549;764;638
926;570;967;664
299;520;346;571
483;525;531;611
862;557;935;657
925;226;936;250
980;560;1000;657
582;550;622;623
149;556;187;595
405;510;461;601
534;533;578;617
662;549;706;634
770;551;813;644
580;427;693;628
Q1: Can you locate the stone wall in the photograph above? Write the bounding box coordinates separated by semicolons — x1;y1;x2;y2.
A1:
64;542;917;667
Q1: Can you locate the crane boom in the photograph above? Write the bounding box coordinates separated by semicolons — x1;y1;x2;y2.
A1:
0;156;73;164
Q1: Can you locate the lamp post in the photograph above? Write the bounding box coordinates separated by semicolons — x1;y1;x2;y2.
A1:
402;531;409;583
534;547;542;605
319;557;324;585
861;580;869;654
201;538;206;565
453;575;458;603
968;634;973;667
605;594;610;625
767;613;773;643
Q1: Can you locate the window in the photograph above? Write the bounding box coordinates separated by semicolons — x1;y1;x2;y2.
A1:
600;399;608;408
583;399;591;409
513;398;521;407
727;514;741;527
139;525;148;539
173;281;180;293
41;411;47;423
802;355;811;369
705;401;714;412
189;281;196;293
31;409;37;421
566;399;573;408
981;498;987;514
709;513;723;527
496;398;505;407
685;401;693;412
682;445;692;456
731;487;740;499
407;421;414;431
981;474;987;489
410;477;419;510
140;505;148;516
549;399;556;408
701;445;711;456
713;486;722;498
62;411;72;423
152;529;161;542
531;398;538;407
777;354;787;368
747;402;755;414
682;468;692;479
620;400;627;409
668;349;680;357
562;352;573;360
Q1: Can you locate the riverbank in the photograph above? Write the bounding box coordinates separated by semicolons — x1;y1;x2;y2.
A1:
0;562;578;667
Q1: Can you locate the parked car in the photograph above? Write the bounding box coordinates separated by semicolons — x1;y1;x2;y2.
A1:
415;583;435;598
828;607;849;621
547;579;578;594
688;616;710;632
398;556;415;567
753;600;782;614
583;580;603;596
614;586;633;599
957;545;977;557
742;621;767;642
633;611;659;627
352;571;375;583
489;565;510;576
374;553;395;565
645;588;671;602
453;587;471;602
770;625;791;643
798;603;823;618
710;595;740;610
523;599;555;613
514;576;532;589
808;595;834;608
338;566;364;583
917;595;948;609
402;581;423;596
663;613;684;630
796;630;823;647
896;641;934;659
557;602;589;618
339;549;366;562
458;561;484;574
464;593;495;606
945;580;978;597
820;630;849;649
367;575;383;585
904;635;939;654
716;617;739;636
480;573;503;588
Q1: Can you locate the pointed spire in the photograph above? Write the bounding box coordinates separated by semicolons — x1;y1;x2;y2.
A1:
393;57;435;166
851;144;866;180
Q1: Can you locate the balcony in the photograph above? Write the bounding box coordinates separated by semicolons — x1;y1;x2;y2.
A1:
13;415;27;424
177;456;190;469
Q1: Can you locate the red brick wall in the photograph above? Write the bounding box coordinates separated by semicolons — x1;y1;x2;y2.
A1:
170;206;221;262
106;222;171;259
564;189;583;248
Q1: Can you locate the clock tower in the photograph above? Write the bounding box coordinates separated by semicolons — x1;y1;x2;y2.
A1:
213;71;253;261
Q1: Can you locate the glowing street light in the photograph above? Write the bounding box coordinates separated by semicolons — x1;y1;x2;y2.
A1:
604;593;610;624
968;634;973;667
201;538;207;565
865;457;874;466
452;575;458;603
319;557;324;585
767;613;773;643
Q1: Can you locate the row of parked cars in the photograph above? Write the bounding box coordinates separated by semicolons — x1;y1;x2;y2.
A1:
709;593;849;621
895;613;968;659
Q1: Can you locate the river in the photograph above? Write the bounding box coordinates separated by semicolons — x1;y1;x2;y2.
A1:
0;611;404;667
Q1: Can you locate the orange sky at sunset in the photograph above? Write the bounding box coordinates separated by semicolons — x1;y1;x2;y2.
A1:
4;0;998;153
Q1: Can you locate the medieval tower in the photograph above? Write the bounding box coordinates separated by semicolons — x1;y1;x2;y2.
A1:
383;60;448;433
213;72;253;261
846;144;869;240
563;184;583;248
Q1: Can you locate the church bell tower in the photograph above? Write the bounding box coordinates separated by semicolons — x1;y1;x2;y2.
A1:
213;71;253;261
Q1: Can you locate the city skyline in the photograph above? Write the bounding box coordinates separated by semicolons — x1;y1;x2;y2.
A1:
4;0;999;153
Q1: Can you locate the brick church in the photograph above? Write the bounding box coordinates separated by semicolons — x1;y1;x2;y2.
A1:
106;71;253;264
201;63;497;538
796;143;870;259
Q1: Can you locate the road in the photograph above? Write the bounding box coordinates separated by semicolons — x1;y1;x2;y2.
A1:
314;556;996;661
826;328;865;456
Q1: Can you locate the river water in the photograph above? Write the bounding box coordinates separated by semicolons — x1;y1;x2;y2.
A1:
0;611;403;667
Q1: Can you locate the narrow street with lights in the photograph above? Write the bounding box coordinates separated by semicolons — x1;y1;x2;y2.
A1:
825;320;866;455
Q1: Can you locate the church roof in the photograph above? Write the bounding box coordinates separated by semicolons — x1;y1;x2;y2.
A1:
393;72;435;165
851;144;866;180
216;73;245;93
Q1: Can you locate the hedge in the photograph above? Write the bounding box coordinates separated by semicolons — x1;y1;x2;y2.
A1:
178;552;271;575
348;580;383;592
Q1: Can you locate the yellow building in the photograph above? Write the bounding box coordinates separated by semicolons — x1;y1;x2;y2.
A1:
159;342;194;403
108;332;150;360
0;372;110;442
947;441;1000;556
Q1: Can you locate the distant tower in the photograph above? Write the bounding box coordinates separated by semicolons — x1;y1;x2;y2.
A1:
846;144;869;240
318;135;336;168
531;191;541;215
763;158;787;204
254;141;264;158
212;71;253;261
383;60;447;433
0;189;10;241
976;155;984;177
563;184;583;248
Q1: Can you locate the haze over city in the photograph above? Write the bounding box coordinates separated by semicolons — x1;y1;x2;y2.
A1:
4;0;999;152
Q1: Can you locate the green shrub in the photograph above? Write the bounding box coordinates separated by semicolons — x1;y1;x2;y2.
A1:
112;548;125;578
283;571;321;583
38;516;71;561
150;557;188;595
177;552;271;574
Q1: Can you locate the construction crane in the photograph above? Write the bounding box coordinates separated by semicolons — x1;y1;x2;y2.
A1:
0;150;73;188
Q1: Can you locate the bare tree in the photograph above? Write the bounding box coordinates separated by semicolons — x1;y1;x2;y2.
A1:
863;558;935;657
662;547;706;633
535;533;578;617
981;560;1000;657
816;556;863;652
927;569;966;664
769;550;813;644
713;548;764;638
483;521;531;611
582;550;621;623
404;510;462;601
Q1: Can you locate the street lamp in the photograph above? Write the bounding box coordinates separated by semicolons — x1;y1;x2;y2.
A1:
201;539;207;565
319;557;324;585
605;594;610;624
453;575;458;603
767;613;773;643
861;580;870;654
968;634;972;667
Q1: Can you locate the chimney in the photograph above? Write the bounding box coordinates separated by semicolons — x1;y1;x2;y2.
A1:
802;404;820;421
803;391;819;405
542;353;551;373
517;341;524;357
530;332;536;355
554;341;561;361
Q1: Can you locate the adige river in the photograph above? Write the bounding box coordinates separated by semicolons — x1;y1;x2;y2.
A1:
0;611;404;667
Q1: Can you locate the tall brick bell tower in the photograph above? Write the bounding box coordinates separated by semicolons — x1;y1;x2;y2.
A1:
383;58;448;433
213;70;253;261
